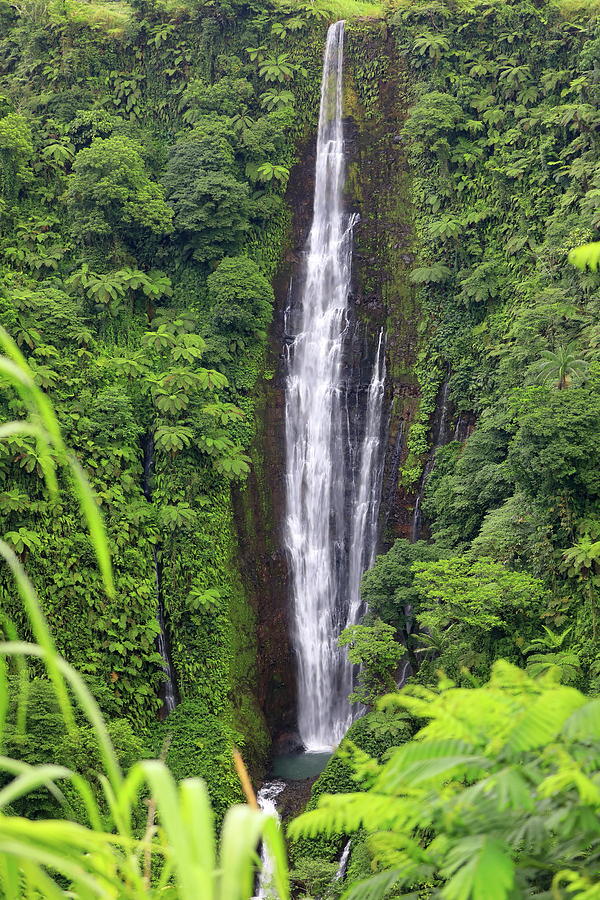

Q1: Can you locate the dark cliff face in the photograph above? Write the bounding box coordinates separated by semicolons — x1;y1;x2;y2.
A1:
232;132;318;742
344;26;420;544
233;25;423;745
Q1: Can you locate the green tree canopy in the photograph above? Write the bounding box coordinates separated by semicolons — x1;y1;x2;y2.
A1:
339;619;403;707
163;126;251;261
361;538;444;636
508;382;600;514
206;255;274;349
66;135;173;243
413;555;547;632
411;555;549;681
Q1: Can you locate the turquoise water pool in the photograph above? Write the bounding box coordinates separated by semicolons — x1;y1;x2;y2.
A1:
271;751;332;780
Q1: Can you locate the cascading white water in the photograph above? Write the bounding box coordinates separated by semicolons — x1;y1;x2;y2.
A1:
156;572;177;714
284;20;350;751
335;840;352;882
339;331;386;729
143;436;177;714
284;21;386;751
253;780;286;900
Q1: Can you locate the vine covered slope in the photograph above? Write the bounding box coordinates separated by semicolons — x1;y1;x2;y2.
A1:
0;0;332;807
2;0;600;895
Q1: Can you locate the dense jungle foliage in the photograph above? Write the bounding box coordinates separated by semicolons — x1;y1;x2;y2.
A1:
349;0;600;739
1;0;600;896
0;0;339;812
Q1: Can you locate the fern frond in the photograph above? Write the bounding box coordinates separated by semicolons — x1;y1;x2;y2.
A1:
341;869;402;900
489;660;536;691
377;740;486;792
442;835;514;900
504;688;585;753
451;765;534;815
377;690;436;720
410;684;508;745
488;767;535;813
368;830;434;872
508;813;548;855
288;792;413;839
562;699;600;740
539;763;600;805
409;263;452;284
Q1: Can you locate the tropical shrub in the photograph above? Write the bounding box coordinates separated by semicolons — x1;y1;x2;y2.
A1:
206;255;274;351
66;136;173;243
339;620;403;706
291;661;600;900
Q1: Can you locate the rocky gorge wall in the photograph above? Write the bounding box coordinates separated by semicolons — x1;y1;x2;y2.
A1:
234;21;423;748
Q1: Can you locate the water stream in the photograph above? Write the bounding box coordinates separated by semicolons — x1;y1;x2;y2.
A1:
335;840;352;881
142;432;177;714
253;780;286;900
284;21;386;751
155;545;177;715
341;331;386;721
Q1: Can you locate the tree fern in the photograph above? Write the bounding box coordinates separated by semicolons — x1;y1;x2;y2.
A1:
341;869;402;900
441;836;514;900
409;263;452;284
292;661;600;899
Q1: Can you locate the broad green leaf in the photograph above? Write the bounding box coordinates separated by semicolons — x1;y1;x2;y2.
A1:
218;805;265;900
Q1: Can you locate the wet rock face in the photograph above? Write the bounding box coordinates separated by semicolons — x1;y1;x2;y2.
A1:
277;777;320;823
344;30;421;545
234;28;423;748
232;132;317;741
272;730;304;756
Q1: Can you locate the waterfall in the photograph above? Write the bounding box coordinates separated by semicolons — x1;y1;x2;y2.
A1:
348;332;386;620
284;21;386;751
155;546;177;715
339;330;386;730
253;780;286;900
335;840;352;881
142;432;177;714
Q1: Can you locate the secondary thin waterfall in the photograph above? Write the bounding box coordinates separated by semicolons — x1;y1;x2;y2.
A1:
339;332;385;729
284;21;386;750
253;781;286;900
142;433;177;714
